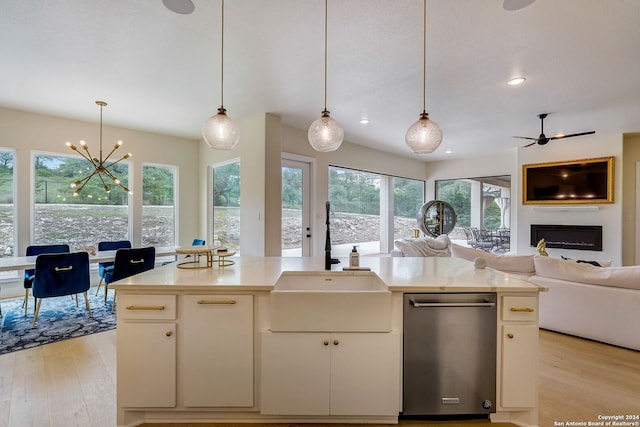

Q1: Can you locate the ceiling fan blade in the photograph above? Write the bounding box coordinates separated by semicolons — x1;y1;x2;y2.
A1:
523;141;537;148
513;136;538;141
549;131;596;140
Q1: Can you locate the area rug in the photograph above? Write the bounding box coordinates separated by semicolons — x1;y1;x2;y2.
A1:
0;291;115;354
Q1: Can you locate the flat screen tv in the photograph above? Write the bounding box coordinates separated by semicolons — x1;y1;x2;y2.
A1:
522;156;614;205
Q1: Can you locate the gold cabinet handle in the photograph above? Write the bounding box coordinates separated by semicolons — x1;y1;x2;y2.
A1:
333;340;339;346
197;300;237;305
323;340;329;346
510;307;534;312
507;333;514;339
125;305;166;311
165;331;173;337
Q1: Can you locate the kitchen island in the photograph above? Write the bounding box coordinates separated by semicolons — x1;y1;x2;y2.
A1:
112;256;544;427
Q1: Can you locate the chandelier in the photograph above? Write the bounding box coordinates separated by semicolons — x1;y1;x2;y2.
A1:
66;101;132;196
307;0;344;152
405;0;442;154
202;0;240;150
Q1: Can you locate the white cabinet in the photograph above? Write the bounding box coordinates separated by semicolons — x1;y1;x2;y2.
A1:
499;295;538;409
117;294;177;408
181;294;254;407
260;331;400;416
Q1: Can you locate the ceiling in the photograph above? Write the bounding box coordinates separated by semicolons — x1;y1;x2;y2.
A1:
1;0;639;161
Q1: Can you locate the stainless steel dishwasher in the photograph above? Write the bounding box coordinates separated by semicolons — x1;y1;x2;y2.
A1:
402;293;497;416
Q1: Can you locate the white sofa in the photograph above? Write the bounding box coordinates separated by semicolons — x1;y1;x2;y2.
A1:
529;256;640;351
450;244;639;351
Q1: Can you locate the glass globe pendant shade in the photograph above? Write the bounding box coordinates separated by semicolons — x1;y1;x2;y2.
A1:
308;110;344;152
405;111;443;154
202;107;240;150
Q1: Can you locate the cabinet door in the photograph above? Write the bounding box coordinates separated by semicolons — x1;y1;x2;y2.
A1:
329;332;400;416
181;294;254;407
501;324;538;408
117;322;176;408
260;332;330;415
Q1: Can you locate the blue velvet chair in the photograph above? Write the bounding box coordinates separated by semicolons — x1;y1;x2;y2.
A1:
96;240;132;302
24;244;70;316
31;251;92;327
104;247;156;307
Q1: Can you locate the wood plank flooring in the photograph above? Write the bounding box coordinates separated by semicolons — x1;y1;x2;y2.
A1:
0;328;638;427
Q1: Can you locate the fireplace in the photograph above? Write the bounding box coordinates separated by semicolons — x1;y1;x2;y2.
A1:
530;224;602;251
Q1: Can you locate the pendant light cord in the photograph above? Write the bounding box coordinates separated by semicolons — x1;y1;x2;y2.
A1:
422;0;426;114
220;0;225;108
323;0;328;112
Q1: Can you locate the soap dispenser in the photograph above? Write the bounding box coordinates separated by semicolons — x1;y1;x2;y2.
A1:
349;245;360;269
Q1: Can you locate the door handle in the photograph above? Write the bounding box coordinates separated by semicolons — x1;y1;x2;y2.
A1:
410;299;495;308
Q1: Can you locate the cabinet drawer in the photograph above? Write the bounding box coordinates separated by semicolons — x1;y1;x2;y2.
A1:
118;294;177;320
502;296;537;321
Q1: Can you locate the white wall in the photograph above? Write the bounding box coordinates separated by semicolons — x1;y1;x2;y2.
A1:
0;106;200;297
516;133;623;265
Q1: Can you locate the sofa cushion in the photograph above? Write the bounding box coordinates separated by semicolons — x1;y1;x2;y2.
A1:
394;235;451;257
533;255;640;290
451;243;535;274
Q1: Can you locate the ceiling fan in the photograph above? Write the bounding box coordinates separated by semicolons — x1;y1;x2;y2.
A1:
514;113;595;147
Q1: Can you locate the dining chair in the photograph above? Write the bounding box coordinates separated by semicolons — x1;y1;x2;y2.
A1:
24;244;70;316
104;247;156;306
31;251;92;328
96;240;132;299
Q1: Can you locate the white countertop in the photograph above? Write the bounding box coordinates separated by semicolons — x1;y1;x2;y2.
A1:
111;256;544;293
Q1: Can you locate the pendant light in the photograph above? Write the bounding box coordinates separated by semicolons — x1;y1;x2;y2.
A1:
308;0;344;152
66;101;132;196
405;0;442;154
202;0;239;150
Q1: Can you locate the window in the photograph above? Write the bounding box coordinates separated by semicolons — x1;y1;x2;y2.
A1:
213;161;240;253
0;150;15;262
34;153;130;251
329;167;380;255
329;167;426;254
394;177;425;242
436;175;511;245
142;164;176;247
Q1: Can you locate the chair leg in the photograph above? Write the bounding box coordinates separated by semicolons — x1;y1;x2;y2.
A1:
23;290;29;316
95;278;103;296
83;292;93;318
31;299;43;328
104;283;109;304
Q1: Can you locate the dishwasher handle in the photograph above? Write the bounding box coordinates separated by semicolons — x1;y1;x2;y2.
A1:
409;299;496;308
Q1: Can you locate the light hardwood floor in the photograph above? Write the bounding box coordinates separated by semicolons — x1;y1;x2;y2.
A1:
0;329;638;427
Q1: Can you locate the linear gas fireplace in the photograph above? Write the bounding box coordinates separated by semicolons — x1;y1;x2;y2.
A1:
530;224;603;251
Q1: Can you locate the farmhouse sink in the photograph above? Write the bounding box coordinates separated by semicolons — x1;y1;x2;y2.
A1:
270;271;391;332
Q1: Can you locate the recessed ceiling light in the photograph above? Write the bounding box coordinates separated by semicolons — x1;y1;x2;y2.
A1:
445;149;452;154
507;76;526;86
359;118;370;125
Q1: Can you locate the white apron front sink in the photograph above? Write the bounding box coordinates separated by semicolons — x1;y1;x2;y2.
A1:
270;271;391;332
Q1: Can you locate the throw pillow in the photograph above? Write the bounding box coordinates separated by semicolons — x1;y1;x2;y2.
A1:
451;243;535;274
394;235;451;257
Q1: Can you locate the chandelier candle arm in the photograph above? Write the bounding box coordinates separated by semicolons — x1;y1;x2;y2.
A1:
405;0;442;154
66;100;132;196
